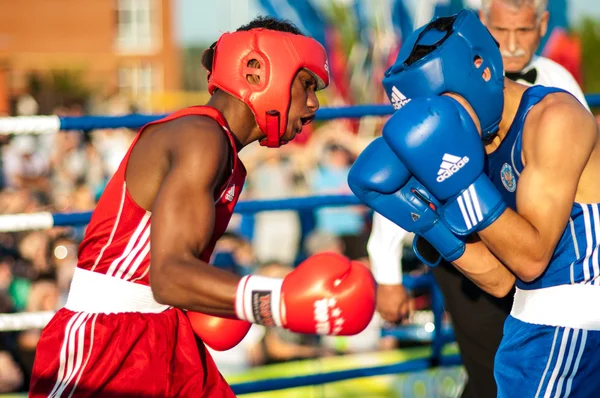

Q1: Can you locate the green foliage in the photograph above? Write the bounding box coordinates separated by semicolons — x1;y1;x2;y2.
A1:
578;18;600;95
182;44;211;91
26;69;92;114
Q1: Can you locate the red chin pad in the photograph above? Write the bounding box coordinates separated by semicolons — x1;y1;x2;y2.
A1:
260;110;283;148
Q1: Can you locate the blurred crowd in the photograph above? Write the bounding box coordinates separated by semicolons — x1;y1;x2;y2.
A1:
0;95;434;393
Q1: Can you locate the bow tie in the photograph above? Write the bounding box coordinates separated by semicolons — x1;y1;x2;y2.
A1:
506;68;538;84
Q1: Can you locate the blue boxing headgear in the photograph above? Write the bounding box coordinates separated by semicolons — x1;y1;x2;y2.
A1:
383;10;504;140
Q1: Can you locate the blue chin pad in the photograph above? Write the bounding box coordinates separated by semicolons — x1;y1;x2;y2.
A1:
413;236;442;267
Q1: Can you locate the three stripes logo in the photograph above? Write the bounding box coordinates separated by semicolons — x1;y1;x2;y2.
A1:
457;186;484;230
390;86;411;110
225;183;236;202
437;154;470;182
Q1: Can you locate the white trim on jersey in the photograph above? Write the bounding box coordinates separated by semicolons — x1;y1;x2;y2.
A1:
123;241;151;281
113;223;150;280
91;182;127;272
106;212;150;277
131;265;151;283
581;205;593;282
590;204;600;283
568;217;579;285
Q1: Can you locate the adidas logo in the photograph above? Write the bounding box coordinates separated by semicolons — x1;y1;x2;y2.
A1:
436;154;470;182
390;86;411;110
225;184;235;202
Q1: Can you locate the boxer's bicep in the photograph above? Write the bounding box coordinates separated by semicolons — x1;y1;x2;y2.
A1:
517;101;596;252
150;124;229;283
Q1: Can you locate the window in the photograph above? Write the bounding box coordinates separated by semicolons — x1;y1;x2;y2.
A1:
116;0;160;53
118;64;155;97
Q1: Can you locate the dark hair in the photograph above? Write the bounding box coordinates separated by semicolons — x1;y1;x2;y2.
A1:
236;16;303;35
201;16;304;72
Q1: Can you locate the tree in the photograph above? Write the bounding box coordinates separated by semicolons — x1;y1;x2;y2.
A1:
578;18;600;99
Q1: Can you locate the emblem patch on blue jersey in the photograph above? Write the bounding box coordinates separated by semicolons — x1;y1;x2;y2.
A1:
500;163;516;192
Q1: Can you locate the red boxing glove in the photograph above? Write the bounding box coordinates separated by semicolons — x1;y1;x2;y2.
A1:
187;312;251;351
235;252;376;335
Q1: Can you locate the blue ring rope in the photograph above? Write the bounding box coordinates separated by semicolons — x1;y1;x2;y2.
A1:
51;195;363;226
54;94;600;130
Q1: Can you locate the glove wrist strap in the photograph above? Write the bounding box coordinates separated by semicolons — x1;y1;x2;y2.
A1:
442;175;507;235
235;275;284;327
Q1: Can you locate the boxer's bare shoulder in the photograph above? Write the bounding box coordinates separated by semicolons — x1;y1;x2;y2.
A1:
126;115;230;211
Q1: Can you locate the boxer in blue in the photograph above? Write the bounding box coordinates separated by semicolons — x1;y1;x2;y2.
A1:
349;10;600;397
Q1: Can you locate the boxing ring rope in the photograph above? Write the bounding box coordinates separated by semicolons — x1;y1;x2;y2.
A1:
0;105;397;135
0;195;362;231
0;194;458;394
0;93;598;135
4;96;597;394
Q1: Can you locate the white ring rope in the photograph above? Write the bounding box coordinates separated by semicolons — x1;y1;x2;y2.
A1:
0;311;55;332
0;212;54;232
0;116;60;135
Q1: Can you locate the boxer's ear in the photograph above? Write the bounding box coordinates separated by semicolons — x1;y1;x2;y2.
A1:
201;42;217;72
246;59;261;85
474;56;491;82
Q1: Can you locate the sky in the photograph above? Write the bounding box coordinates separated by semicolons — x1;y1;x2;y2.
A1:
175;0;600;45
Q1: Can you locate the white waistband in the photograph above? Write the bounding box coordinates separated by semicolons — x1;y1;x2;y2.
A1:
65;268;170;314
511;284;600;330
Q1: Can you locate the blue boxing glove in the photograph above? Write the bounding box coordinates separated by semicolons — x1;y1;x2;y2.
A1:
348;137;465;265
382;96;507;236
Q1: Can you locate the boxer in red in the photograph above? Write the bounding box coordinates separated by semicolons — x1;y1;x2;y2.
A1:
29;16;376;397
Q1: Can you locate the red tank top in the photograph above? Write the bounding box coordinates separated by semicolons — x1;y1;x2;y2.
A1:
77;106;247;286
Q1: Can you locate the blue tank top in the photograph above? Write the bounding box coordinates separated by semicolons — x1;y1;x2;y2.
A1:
485;85;598;290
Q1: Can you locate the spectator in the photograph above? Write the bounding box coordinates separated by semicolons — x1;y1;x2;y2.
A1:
0;350;23;393
48;234;78;306
304;230;345;256
213;232;257;276
17;232;51;279
16;276;60;383
244;147;302;265
2;136;50;193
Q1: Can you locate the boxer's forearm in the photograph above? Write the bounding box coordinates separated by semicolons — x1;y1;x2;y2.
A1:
478;209;554;282
150;258;240;316
452;239;515;298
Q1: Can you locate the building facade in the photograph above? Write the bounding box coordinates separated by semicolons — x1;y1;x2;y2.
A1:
0;0;181;114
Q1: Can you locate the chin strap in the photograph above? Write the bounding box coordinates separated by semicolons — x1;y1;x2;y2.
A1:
259;110;283;148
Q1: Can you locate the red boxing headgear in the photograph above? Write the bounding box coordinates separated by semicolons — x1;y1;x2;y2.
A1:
205;28;330;148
